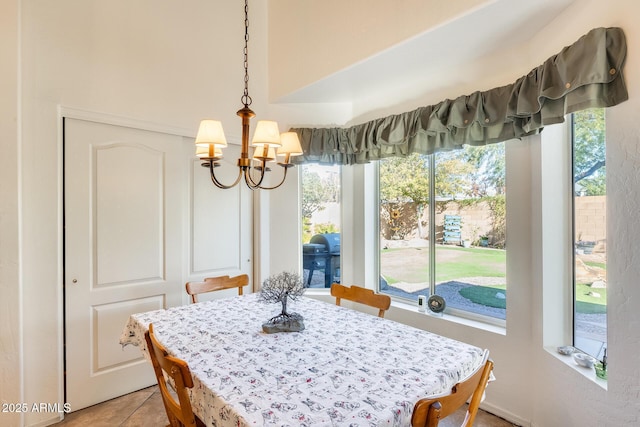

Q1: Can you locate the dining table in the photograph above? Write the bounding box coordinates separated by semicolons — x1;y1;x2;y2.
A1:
120;293;488;427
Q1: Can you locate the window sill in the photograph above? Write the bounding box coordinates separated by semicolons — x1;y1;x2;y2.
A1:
544;346;608;390
390;299;506;336
304;289;506;336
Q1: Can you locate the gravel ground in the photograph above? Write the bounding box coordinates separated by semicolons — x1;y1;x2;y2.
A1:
383;280;507;320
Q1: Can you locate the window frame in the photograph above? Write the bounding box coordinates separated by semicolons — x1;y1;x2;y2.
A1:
300;163;343;290
569;110;608;360
374;151;507;328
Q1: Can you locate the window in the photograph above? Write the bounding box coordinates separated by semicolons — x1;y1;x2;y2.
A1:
379;143;507;322
301;164;341;289
572;109;607;359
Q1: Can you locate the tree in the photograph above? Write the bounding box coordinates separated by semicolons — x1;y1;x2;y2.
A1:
434;153;474;198
461;144;506;196
301;170;331;220
380;154;430;238
380;152;475;238
302;166;341;242
573;109;606;196
259;271;305;325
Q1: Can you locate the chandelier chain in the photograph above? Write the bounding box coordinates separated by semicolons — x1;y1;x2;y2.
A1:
196;0;296;191
241;0;252;107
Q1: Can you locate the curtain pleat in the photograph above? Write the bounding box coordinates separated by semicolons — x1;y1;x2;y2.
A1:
291;27;628;165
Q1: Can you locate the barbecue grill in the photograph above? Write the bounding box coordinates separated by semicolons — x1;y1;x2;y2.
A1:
302;233;340;287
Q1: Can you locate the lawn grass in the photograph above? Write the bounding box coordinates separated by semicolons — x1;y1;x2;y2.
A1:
435;247;506;282
584;261;606;270
457;282;606;314
575;301;607;314
458;285;506;309
575;282;607;313
381;245;506;284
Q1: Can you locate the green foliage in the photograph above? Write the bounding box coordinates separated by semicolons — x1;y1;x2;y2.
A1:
378;144;507;241
486;195;506;248
301;165;341;243
302;220;312;244
302;166;340;219
434;153;474;199
314;222;339;234
461;144;506;196
380;154;431;238
573;109;606;196
301;170;331;220
455;198;481;208
579;177;606;196
379;154;430;204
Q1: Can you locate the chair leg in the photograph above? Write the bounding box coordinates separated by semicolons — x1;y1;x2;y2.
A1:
426;401;442;427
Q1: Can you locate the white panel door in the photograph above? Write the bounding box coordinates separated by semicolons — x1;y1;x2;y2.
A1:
64;118;189;410
189;143;253;301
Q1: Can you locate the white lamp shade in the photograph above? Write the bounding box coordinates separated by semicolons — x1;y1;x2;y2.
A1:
195;120;227;147
253;146;276;161
196;144;223;158
251;120;281;147
278;132;303;156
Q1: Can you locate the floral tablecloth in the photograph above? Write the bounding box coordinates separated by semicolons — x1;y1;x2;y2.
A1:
120;294;486;427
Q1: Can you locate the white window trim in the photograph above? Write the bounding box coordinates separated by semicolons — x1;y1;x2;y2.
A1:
373;156;507;328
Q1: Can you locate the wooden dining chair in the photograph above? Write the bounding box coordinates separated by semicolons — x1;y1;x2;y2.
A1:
145;324;206;427
330;283;391;318
411;353;494;427
185;274;249;303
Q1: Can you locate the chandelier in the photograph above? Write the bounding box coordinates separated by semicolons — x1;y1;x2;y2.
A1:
194;0;302;190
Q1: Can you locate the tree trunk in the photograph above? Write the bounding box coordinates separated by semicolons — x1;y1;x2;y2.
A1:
416;204;425;238
574;160;605;183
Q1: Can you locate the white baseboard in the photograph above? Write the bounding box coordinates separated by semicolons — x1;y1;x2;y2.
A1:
480;401;531;427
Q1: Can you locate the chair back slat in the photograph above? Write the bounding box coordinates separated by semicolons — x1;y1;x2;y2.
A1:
186;274;249;303
330;283;391;318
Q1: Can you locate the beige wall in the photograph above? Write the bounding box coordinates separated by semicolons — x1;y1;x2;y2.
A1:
268;0;488;102
527;3;640;424
0;1;21;426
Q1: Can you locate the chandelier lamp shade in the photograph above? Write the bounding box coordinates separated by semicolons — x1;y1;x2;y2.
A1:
195;0;302;190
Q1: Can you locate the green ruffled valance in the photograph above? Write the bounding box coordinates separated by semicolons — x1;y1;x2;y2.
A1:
291;27;628;165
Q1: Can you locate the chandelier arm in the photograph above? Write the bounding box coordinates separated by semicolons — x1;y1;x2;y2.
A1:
253;165;290;190
208;161;244;189
243;163;268;189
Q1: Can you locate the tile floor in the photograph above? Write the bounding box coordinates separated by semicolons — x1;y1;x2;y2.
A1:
53;385;519;426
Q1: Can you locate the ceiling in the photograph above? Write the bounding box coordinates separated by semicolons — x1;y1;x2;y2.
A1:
274;0;576;111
